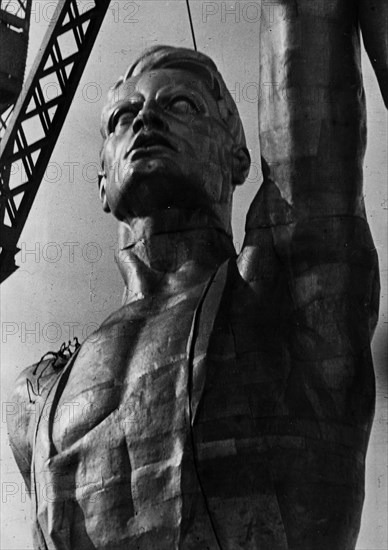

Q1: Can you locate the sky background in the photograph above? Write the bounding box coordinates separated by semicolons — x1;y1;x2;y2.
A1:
1;1;387;548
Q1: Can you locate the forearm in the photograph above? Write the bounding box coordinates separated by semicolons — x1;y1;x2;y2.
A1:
259;0;367;221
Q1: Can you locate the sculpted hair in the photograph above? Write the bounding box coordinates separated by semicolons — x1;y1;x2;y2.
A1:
100;45;248;156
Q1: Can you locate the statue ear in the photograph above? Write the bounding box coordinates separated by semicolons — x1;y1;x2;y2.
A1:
232;146;251;186
98;172;111;213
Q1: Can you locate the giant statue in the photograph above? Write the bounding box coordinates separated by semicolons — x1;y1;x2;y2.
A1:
7;0;387;546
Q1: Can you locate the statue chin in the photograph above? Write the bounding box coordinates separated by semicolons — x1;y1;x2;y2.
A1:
110;164;220;220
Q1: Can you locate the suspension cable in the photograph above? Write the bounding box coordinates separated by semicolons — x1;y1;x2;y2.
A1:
185;0;197;51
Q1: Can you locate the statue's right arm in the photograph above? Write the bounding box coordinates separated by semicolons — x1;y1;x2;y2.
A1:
7;359;65;492
237;0;381;331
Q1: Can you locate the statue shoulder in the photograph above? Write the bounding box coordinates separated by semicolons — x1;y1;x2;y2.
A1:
7;351;72;488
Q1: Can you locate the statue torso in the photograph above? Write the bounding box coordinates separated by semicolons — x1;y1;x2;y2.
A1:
31;261;372;550
35;280;209;548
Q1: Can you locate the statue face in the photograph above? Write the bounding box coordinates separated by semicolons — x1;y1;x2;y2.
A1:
100;69;236;220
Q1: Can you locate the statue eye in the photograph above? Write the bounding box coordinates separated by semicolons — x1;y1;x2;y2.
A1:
109;104;142;135
167;97;199;116
112;111;136;134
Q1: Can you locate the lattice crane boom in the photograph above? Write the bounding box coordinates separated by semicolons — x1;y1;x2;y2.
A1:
0;0;32;137
0;0;111;283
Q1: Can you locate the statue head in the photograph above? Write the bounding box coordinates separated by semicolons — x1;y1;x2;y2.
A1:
99;45;250;234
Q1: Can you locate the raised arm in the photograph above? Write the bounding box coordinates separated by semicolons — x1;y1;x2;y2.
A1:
238;0;380;436
239;0;380;316
236;4;381;542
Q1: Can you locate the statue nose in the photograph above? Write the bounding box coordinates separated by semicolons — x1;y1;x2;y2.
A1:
132;103;168;134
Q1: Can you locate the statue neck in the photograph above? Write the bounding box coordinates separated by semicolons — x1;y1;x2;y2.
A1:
115;208;235;303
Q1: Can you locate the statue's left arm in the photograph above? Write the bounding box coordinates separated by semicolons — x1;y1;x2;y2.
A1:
7;358;67;493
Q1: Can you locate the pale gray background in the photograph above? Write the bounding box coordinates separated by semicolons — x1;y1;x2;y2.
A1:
1;1;387;548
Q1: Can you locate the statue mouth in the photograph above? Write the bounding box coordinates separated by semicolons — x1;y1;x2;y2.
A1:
128;132;177;159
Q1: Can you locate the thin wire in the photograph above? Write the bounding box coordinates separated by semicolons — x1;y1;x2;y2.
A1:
185;0;197;51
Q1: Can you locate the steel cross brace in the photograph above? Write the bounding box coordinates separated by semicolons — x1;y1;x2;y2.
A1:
0;0;111;283
0;0;32;137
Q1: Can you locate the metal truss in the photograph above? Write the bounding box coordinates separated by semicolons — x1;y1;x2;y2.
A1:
0;0;31;36
0;0;32;135
0;0;110;283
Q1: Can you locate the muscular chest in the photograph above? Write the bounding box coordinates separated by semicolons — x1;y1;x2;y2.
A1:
51;289;205;453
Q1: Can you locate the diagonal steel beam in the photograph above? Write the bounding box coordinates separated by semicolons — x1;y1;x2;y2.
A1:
0;0;111;283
